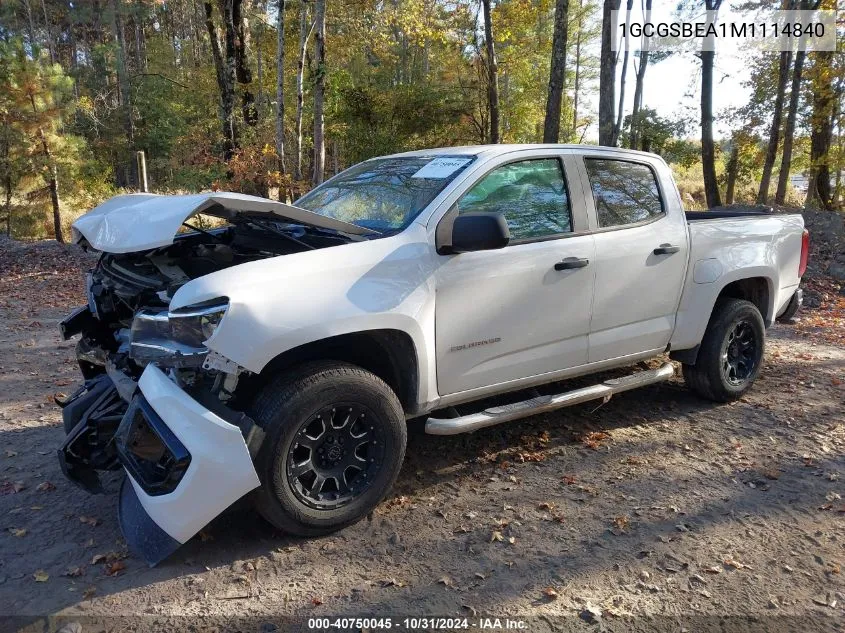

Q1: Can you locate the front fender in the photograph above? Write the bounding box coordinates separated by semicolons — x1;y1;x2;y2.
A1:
170;225;440;405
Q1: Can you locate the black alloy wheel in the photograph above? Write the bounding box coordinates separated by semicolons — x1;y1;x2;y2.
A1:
287;404;385;510
721;320;758;386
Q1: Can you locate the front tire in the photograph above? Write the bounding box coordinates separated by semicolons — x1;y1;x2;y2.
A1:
249;361;407;536
682;298;765;402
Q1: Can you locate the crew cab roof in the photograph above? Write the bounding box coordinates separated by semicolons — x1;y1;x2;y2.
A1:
384;144;665;162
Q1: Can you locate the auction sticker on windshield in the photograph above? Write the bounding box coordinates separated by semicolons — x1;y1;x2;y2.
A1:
412;157;473;179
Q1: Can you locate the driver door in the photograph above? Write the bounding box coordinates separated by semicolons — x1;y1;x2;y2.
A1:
433;154;596;396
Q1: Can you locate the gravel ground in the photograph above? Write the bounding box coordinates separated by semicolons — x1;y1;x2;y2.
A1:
0;238;842;633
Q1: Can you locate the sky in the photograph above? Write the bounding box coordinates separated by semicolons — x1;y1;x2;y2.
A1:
582;1;761;140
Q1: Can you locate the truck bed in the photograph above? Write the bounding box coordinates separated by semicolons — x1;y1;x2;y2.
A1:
685;208;774;222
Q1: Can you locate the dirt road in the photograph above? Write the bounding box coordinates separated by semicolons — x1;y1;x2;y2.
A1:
0;240;843;632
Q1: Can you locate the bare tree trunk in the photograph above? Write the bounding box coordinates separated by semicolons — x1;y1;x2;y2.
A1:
571;0;583;140
256;9;264;116
22;0;36;52
1;132;11;236
757;49;792;203
542;0;569;143
205;0;237;159
275;0;286;180
4;175;11;237
612;0;633;146
295;0;311;181
221;0;256;128
775;48;806;204
481;0;499;143
700;0;722;208
39;0;55;63
807;51;836;210
29;94;63;242
700;51;721;208
630;0;651;149
111;0;134;148
725;141;739;205
135;0;146;70
311;0;326;185
598;0;620;145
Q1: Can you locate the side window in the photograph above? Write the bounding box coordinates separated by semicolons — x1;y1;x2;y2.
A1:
584;158;664;228
456;158;571;241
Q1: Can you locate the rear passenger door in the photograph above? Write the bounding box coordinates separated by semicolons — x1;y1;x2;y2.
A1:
579;156;689;362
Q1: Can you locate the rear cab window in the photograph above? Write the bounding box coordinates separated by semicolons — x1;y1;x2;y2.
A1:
584;158;664;229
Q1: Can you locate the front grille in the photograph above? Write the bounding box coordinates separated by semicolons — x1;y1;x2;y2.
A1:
90;255;169;319
115;396;191;496
98;256;165;299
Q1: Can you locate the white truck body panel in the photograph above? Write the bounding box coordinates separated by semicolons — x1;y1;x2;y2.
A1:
72;191;373;253
129;364;260;543
76;145;806;413
670;214;804;351
65;143;807;564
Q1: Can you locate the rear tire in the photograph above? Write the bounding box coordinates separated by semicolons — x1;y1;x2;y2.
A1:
249;361;407;536
682;298;765;402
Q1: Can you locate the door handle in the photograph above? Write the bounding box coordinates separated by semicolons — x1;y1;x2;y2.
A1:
653;244;681;255
554;257;589;271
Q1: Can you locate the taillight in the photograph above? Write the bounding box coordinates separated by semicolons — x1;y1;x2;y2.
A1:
798;228;809;277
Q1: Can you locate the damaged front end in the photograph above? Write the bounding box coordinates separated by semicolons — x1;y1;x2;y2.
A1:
57;204;355;564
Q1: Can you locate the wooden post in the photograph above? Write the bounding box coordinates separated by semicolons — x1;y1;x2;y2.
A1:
136;150;148;192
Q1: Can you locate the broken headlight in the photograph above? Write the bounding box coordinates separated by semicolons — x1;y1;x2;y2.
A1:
129;300;228;367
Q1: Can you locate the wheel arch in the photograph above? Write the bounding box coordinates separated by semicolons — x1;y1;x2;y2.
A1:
237;329;420;415
670;274;773;366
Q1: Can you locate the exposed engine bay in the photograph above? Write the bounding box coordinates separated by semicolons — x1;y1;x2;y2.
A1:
58;215;356;496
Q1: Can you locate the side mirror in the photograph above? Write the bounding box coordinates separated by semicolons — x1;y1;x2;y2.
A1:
440;212;510;254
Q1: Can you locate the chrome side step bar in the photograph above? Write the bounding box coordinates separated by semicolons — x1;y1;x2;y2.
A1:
425;363;675;435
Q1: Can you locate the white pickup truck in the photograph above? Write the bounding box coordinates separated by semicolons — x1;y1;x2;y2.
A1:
58;144;808;565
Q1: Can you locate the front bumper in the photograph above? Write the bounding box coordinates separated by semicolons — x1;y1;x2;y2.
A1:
116;365;261;565
58;363;262;566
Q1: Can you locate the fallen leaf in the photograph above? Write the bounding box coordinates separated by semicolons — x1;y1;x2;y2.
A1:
507;536;516;544
562;475;577;485
0;481;26;495
581;431;611;450
437;575;453;586
33;570;49;582
703;566;723;574
379;578;406;587
10;528;27;537
62;566;85;578
474;572;486;580
491;530;504;542
613;516;630;532
543;586;559;600
538;502;555;511
724;558;752;570
104;561;126;577
90;551;125;565
36;481;56;492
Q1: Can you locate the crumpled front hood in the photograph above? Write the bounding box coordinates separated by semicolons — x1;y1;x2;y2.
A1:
72;191;374;253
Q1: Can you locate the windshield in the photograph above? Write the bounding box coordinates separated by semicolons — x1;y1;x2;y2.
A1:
295;155;475;233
